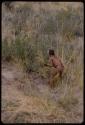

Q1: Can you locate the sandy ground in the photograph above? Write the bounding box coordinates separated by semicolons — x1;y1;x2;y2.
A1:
1;62;83;123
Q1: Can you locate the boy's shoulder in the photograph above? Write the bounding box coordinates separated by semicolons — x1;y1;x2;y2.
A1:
55;56;60;60
49;56;60;61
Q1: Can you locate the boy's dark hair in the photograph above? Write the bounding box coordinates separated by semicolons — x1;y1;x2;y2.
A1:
49;49;55;56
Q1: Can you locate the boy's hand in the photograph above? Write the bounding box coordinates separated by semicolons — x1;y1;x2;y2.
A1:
44;64;48;66
44;64;53;67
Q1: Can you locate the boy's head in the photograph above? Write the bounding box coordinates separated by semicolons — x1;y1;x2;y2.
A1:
49;49;55;56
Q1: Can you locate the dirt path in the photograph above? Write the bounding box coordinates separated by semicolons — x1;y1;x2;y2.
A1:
1;63;83;123
1;63;57;123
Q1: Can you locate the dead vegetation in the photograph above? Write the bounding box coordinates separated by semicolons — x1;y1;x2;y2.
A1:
1;2;84;123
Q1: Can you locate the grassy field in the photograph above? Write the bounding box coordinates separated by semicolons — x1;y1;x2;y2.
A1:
1;2;84;123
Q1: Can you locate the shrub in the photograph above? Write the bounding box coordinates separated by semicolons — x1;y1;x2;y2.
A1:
2;3;83;79
2;40;13;62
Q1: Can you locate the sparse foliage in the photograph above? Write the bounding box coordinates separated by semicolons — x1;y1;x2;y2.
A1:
2;2;83;123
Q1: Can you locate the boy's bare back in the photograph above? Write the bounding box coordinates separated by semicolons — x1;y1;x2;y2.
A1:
49;56;64;72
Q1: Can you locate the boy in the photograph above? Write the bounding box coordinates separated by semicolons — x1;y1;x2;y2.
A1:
48;49;64;87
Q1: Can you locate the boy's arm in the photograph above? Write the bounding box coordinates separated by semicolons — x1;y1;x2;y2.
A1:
44;64;53;67
44;58;53;67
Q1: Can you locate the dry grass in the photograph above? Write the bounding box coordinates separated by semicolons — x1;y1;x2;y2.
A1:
1;2;84;123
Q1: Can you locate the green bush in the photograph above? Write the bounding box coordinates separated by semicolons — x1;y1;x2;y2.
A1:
2;3;83;79
2;40;13;62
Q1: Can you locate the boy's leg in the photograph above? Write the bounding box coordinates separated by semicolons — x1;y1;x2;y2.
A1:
50;70;63;87
48;68;58;88
52;73;60;84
